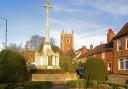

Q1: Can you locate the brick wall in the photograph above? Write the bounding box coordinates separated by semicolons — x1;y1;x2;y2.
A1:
113;36;128;74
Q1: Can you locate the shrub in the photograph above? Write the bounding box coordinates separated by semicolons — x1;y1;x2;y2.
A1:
67;80;128;89
84;57;108;81
60;56;78;72
97;81;127;89
0;81;53;89
67;80;98;88
0;84;8;89
67;80;86;88
0;49;28;83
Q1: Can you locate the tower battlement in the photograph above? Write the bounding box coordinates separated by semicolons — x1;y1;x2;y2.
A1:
60;30;74;54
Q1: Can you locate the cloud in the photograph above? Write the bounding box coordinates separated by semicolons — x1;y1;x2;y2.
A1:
93;1;128;16
75;34;106;50
67;0;128;16
53;5;84;13
49;17;108;49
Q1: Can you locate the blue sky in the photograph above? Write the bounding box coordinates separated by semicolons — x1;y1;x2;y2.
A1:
0;0;128;50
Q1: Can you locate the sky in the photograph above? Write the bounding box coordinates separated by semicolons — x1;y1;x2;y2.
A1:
0;0;128;50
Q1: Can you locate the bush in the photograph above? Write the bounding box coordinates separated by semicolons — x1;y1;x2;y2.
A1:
23;81;52;89
84;57;108;81
97;81;128;89
67;80;128;89
67;80;85;88
0;81;53;89
0;49;28;83
67;80;98;88
60;56;78;72
0;84;8;89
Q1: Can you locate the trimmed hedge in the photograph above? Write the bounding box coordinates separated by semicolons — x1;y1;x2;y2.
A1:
84;57;108;81
67;80;128;89
98;81;128;89
67;80;98;88
0;81;53;89
60;56;78;72
0;49;28;83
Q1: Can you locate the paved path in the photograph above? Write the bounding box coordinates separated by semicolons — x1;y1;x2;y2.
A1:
52;84;70;89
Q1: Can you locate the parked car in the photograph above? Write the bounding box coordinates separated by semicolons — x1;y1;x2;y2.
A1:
76;67;84;79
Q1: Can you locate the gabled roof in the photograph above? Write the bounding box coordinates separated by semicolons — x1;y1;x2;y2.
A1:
87;41;113;56
113;22;128;39
74;48;90;60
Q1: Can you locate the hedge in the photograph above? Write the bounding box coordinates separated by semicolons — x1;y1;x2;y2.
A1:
0;81;53;89
0;49;28;83
67;80;98;88
30;69;65;74
67;80;128;89
84;57;108;81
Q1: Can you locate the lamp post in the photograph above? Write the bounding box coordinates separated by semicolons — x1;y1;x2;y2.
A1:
0;17;7;48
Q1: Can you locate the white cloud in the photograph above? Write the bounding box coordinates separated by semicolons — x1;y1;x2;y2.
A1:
50;30;60;47
84;0;128;16
67;0;128;16
49;17;108;50
75;34;106;50
53;5;84;13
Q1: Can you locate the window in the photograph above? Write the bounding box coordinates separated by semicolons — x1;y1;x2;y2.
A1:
119;58;128;70
108;62;112;71
66;38;70;43
102;52;105;59
119;59;124;70
126;37;128;50
117;39;122;51
125;59;128;69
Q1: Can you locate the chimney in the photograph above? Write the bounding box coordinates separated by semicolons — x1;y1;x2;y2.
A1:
90;44;93;50
82;46;87;54
107;28;115;42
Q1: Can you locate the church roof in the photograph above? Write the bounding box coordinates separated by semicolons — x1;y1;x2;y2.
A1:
113;22;128;39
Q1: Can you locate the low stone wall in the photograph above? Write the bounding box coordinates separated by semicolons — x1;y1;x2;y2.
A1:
32;73;78;82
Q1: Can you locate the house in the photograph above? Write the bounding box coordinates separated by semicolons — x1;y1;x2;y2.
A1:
74;46;88;63
87;29;115;72
113;22;128;74
87;42;113;72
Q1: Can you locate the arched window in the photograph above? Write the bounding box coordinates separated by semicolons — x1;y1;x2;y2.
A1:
66;38;70;43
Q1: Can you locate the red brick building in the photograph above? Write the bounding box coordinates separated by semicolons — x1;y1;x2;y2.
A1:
87;29;115;72
87;23;128;74
87;42;113;72
74;46;89;63
113;23;128;74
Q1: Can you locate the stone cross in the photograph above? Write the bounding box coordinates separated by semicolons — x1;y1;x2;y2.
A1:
44;0;52;43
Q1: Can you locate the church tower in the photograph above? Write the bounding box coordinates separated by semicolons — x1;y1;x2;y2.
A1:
61;31;74;54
